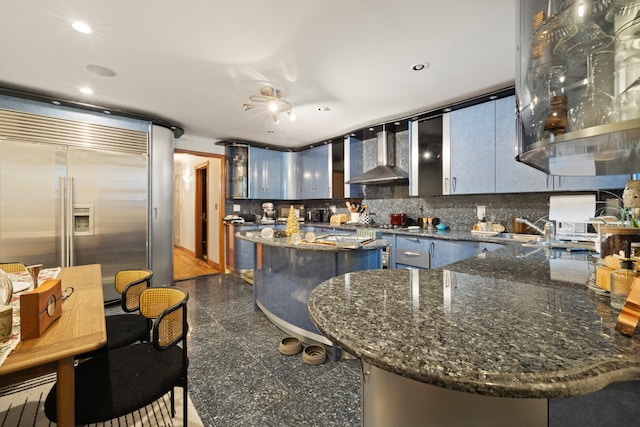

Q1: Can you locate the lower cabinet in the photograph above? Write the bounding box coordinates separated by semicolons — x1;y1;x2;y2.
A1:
394;235;503;270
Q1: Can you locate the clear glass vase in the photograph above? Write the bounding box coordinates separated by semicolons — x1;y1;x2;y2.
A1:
0;269;13;306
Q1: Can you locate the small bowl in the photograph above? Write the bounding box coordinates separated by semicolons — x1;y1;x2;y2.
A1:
435;223;448;231
302;345;327;365
279;337;302;355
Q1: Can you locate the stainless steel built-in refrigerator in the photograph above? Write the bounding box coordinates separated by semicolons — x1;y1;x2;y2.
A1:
0;139;148;303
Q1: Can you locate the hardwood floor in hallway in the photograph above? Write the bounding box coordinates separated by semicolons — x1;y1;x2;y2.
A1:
173;246;220;281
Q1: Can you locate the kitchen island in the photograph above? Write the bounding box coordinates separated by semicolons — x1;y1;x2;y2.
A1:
308;242;640;426
238;231;388;353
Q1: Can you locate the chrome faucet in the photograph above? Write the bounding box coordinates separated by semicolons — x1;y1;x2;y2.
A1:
515;217;555;242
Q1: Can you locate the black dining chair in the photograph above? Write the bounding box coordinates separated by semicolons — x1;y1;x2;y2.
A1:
77;269;153;359
45;286;190;425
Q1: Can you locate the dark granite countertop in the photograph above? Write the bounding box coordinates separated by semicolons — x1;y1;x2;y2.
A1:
237;231;389;251
308;242;640;399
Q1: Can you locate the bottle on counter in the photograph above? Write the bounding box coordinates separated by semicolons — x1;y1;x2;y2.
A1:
610;241;638;311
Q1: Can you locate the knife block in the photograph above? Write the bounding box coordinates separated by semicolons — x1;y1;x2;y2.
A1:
20;278;62;340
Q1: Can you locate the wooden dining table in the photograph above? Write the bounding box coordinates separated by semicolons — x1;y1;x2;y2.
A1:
0;264;106;427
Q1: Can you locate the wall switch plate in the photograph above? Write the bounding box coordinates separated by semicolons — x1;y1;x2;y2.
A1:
233;204;241;212
477;206;486;220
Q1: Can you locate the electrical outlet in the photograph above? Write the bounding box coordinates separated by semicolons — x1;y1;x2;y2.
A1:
477;206;486;220
233;204;241;212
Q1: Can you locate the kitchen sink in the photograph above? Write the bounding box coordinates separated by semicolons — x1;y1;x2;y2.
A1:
521;240;596;251
494;233;595;251
494;233;543;243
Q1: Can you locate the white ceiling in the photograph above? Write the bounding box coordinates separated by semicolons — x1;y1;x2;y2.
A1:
0;0;516;149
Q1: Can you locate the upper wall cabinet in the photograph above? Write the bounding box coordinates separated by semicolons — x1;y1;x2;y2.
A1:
282;145;331;200
344;135;365;198
495;96;551;193
332;139;344;199
444;101;496;194
248;146;285;200
410;94;629;196
410;116;444;196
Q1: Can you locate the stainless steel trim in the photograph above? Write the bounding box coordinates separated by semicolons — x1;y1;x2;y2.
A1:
256;300;332;346
442;113;451;194
409;119;419;196
0;108;148;155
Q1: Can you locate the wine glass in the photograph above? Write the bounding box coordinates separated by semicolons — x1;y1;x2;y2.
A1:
531;64;568;140
555;22;615;131
26;264;42;289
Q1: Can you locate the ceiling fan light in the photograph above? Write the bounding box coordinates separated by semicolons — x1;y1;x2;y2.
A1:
269;101;278;112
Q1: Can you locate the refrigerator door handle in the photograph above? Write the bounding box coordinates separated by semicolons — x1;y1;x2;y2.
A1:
68;176;74;266
59;177;68;267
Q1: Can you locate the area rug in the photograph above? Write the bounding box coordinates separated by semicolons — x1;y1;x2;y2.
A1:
0;374;203;427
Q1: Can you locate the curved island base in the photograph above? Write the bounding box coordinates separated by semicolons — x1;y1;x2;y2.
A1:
240;232;387;358
363;362;547;427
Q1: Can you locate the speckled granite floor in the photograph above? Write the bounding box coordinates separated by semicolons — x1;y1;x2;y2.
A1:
108;273;362;427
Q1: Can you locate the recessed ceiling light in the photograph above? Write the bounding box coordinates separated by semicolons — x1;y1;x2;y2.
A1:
72;21;92;34
412;62;430;71
87;64;116;77
79;87;94;95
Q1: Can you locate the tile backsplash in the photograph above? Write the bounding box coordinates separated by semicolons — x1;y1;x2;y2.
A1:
226;190;625;233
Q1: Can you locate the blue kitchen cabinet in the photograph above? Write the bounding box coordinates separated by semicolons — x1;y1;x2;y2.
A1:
249;146;284;199
394;235;503;270
394;235;431;269
345;135;365;198
284;145;331;200
446;101;496;194
297;145;331;199
495;96;552;193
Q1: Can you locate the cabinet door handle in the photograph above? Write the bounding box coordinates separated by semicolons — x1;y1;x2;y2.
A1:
402;251;421;257
404;237;420;243
430;242;435;255
445;177;449;193
452;177;457;193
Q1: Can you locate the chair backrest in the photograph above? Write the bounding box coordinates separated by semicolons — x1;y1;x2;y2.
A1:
115;269;153;312
0;262;27;274
140;286;189;351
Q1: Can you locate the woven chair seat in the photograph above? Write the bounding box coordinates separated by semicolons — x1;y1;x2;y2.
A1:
45;343;184;424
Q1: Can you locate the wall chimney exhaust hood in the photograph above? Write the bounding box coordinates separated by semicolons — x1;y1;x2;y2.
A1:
346;128;408;185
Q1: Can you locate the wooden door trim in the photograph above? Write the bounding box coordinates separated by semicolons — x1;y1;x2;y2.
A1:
174;149;225;271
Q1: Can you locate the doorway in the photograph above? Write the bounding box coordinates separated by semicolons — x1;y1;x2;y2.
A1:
173;150;225;279
195;163;208;261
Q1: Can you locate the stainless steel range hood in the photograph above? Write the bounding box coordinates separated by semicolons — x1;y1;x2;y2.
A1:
346;130;408;185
